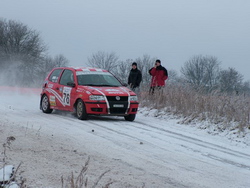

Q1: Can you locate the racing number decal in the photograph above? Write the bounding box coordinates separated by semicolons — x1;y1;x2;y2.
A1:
63;87;72;106
63;93;70;105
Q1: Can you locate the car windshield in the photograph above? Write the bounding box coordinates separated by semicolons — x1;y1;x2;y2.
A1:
76;71;122;87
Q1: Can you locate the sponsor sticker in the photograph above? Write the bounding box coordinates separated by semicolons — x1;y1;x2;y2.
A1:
49;96;56;106
105;89;119;92
48;84;53;88
108;92;124;94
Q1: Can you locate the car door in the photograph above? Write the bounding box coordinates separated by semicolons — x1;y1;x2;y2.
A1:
57;69;77;110
46;68;63;109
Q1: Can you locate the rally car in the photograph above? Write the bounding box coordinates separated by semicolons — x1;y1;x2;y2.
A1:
40;67;139;121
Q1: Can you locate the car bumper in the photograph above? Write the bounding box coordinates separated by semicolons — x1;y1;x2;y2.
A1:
85;101;139;115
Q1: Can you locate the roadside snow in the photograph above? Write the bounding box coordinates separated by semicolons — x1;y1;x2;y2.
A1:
138;107;250;147
0;165;14;181
0;91;250;188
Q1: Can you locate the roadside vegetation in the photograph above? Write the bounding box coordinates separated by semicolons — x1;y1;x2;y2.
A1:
61;157;113;188
140;84;250;133
0;136;26;188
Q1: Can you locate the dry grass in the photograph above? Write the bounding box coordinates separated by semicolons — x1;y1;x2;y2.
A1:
61;157;113;188
140;84;250;132
0;136;27;188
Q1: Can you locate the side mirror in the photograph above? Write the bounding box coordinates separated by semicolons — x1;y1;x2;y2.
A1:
122;83;128;87
67;82;76;87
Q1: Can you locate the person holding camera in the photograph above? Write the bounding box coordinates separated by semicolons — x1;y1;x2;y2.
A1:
148;59;168;94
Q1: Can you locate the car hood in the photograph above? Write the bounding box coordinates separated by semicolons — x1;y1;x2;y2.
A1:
77;86;135;96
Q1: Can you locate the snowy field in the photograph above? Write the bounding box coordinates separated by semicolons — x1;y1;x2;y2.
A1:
0;90;250;188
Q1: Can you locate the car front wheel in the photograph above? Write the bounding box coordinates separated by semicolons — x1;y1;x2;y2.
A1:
41;94;53;113
124;114;136;121
76;99;88;120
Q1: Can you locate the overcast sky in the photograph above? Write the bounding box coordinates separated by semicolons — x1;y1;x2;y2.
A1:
1;0;250;80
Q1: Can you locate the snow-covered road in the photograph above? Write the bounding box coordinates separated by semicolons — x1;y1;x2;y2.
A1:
0;92;250;188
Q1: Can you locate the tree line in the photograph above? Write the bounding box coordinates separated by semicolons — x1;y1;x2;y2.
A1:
1;18;249;95
87;52;250;95
0;19;69;87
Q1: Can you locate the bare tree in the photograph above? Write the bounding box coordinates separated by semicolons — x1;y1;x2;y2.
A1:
38;56;54;79
113;59;132;84
242;81;250;95
0;19;71;87
204;56;221;90
218;67;243;93
0;19;46;62
181;55;220;91
135;54;155;85
53;54;69;67
168;69;181;84
93;54;155;88
37;54;69;81
87;51;119;72
181;55;206;87
0;18;46;86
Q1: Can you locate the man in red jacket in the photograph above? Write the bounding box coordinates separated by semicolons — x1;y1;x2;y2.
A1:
149;59;168;94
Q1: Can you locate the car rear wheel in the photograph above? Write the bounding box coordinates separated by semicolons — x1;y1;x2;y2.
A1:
41;94;53;113
124;114;136;121
76;99;88;120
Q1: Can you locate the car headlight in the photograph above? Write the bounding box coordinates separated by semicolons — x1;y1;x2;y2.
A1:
130;95;138;101
89;95;105;101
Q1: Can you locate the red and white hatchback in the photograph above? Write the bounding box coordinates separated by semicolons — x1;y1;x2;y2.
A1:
40;67;139;121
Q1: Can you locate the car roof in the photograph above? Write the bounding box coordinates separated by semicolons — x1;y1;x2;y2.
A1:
55;67;109;72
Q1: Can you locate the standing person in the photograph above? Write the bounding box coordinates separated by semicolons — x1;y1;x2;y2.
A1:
149;59;168;94
128;62;142;93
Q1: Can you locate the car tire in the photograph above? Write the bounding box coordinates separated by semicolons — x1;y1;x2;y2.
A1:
41;94;53;113
124;114;136;121
76;99;88;120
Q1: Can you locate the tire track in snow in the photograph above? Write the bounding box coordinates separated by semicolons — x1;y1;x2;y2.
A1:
131;120;250;170
45;113;250;171
59;114;250;172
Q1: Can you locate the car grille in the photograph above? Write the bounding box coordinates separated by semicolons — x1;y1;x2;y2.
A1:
106;96;128;101
107;96;128;114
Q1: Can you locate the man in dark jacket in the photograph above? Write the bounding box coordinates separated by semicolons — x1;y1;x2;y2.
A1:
149;59;168;94
128;62;142;92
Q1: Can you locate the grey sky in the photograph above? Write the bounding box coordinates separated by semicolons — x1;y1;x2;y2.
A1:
1;0;250;80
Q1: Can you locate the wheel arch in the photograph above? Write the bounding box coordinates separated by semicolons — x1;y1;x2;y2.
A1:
73;98;85;110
